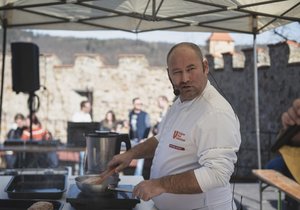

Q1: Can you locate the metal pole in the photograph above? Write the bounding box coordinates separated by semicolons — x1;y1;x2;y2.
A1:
254;32;261;170
253;15;262;210
252;15;261;170
0;18;7;135
152;0;156;19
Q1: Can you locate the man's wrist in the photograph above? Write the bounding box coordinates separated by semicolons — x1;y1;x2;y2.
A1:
127;146;139;160
157;177;168;193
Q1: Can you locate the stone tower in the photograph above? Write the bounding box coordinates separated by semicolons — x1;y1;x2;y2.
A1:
208;33;234;57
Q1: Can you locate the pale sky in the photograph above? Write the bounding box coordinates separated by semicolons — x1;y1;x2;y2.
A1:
32;22;300;46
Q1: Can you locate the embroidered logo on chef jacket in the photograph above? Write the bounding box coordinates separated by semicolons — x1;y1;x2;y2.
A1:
169;143;185;151
172;130;186;141
169;130;186;151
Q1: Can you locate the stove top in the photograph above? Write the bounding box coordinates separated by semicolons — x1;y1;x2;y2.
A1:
66;184;140;210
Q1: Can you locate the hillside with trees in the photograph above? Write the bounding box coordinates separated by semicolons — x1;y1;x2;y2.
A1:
1;29;210;66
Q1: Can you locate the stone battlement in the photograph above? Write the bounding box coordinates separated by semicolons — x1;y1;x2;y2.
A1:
0;41;299;177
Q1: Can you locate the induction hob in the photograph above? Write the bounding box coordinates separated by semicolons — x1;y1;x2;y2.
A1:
66;184;140;210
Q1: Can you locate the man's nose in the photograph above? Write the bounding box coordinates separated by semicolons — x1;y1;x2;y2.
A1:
181;71;190;83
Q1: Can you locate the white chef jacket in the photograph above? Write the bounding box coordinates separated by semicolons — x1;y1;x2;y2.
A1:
150;81;241;210
72;111;92;122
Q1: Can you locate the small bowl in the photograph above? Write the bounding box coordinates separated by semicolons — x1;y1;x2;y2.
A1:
75;175;110;194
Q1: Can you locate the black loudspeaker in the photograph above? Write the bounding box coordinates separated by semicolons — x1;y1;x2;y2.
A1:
11;42;40;93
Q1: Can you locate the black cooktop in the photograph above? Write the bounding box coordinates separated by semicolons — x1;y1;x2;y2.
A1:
66;184;140;210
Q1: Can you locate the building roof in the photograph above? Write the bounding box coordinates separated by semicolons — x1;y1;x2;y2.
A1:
286;40;300;47
208;33;234;42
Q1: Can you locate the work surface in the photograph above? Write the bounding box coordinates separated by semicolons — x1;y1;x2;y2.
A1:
0;144;84;152
0;175;156;210
0;174;291;210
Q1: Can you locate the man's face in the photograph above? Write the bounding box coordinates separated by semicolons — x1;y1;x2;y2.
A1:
167;45;208;102
16;118;24;128
133;99;143;111
83;102;91;113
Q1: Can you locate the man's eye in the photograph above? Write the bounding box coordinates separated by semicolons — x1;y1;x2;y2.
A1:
187;68;194;72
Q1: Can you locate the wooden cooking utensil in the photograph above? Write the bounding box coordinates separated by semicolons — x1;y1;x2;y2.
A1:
82;168;116;185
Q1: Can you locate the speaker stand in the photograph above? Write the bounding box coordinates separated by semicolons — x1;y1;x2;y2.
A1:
20;92;36;168
28;92;35;140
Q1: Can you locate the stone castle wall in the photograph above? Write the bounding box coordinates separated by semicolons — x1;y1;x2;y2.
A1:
0;41;299;177
207;42;300;178
0;52;174;141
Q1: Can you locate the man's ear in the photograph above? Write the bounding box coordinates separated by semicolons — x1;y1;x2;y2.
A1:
167;68;171;82
167;68;180;96
203;59;209;74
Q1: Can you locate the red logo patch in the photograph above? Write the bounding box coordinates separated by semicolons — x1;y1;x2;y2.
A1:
172;130;186;141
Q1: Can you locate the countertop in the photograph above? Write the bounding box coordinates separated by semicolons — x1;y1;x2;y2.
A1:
0;175;157;210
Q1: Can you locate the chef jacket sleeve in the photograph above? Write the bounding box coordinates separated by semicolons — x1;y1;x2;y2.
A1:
192;111;241;192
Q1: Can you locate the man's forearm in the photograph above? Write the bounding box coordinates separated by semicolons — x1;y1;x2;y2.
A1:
129;136;158;159
158;170;202;194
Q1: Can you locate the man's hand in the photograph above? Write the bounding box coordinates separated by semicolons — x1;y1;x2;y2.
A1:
133;170;202;201
133;179;166;201
107;136;158;173
282;98;300;129
107;150;134;173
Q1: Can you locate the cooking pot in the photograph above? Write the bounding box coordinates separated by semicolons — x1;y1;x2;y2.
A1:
75;175;134;194
84;131;131;186
75;175;110;194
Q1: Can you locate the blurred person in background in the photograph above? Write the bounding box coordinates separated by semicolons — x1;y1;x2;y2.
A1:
129;97;151;176
266;98;300;179
21;113;58;168
6;113;25;140
129;97;151;144
100;110;117;132
72;100;92;122
71;100;92;174
266;98;300;209
21;113;52;141
116;120;130;134
5;113;26;168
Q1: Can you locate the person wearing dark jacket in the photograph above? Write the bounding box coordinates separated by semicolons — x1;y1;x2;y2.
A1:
6;113;25;140
5;113;25;168
266;98;300;209
129;97;151;143
129;97;151;176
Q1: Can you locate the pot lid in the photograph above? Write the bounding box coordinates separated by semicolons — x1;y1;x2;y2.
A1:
85;131;119;138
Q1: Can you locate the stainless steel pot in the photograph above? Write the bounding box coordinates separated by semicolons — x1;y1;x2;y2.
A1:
85;131;131;174
84;131;131;186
